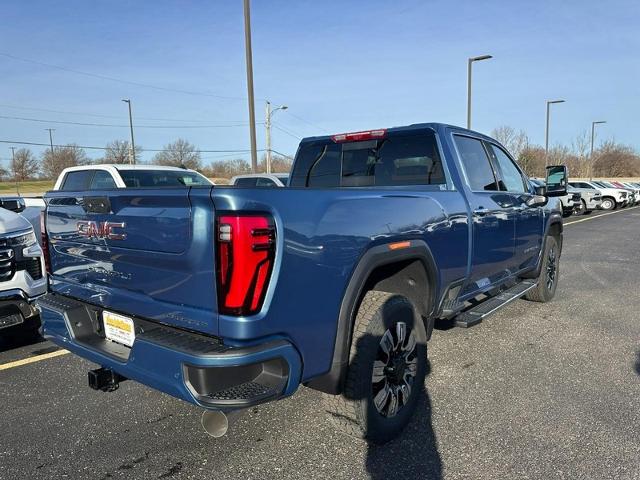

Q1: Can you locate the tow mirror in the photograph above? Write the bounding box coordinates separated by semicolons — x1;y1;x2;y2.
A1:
545;165;568;197
0;197;26;213
525;195;547;207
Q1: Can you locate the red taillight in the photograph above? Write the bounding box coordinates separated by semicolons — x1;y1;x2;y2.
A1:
331;129;386;143
40;211;52;274
216;214;275;316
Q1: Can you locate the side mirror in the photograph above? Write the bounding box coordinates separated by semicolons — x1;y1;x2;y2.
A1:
525;195;548;207
545;165;568;197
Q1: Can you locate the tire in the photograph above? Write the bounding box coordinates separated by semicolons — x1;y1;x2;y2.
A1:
574;200;585;215
600;197;615;210
525;235;560;303
323;291;428;444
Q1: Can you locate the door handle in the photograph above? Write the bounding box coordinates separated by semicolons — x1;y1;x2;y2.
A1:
473;207;489;216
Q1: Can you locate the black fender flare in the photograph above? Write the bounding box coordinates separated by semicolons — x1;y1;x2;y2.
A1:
305;239;438;394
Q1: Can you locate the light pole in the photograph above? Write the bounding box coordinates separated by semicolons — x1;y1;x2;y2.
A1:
466;54;492;129
45;128;55;156
243;0;258;172
10;147;19;195
121;99;136;164
590;120;606;180
545;99;565;165
265;101;288;173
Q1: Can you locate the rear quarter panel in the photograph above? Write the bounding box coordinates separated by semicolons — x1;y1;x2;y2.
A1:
212;186;469;380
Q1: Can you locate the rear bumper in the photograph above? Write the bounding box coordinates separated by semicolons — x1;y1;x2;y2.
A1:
37;293;302;410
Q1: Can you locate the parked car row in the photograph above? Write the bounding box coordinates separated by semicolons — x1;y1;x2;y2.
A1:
529;178;640;217
569;180;640;211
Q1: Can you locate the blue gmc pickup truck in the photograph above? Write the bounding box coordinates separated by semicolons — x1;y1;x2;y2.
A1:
38;123;567;443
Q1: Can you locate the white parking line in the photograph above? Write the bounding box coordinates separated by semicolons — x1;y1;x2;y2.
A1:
564;206;640;226
0;349;69;371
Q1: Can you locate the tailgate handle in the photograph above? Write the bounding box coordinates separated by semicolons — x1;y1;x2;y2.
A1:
82;197;112;214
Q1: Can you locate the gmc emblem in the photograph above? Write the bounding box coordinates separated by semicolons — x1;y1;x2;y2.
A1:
77;221;127;240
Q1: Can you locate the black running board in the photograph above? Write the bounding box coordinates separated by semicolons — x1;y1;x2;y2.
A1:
454;280;537;328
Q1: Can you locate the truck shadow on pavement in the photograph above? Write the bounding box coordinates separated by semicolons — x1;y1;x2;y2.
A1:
0;330;45;353
365;359;442;480
634;351;640;376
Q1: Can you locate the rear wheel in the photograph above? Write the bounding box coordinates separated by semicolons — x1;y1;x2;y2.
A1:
525;236;559;302
323;291;427;444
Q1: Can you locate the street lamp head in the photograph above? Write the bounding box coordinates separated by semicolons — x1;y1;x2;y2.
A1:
548;99;565;104
121;98;130;103
280;105;288;111
593;120;607;125
470;54;493;62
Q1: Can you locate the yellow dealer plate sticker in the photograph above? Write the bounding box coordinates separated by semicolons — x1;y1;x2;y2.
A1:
103;311;135;347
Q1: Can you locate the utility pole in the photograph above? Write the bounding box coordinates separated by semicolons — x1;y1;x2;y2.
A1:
243;0;258;172
590;120;606;180
45;128;55;156
122;99;136;164
466;54;492;129
544;99;565;166
265;101;287;174
10;146;19;195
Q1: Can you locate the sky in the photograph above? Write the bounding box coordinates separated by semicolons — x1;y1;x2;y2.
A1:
0;0;638;167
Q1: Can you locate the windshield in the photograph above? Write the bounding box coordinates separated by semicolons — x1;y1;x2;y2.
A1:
119;170;212;188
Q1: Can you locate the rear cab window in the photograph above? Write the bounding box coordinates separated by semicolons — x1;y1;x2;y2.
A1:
453;135;500;191
290;130;446;188
89;170;117;190
119;170;211;188
61;171;94;191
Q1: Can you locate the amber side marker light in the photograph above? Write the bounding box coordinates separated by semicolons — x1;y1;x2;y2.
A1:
388;241;411;250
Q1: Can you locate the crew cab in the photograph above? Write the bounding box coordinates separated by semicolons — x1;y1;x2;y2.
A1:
0;202;47;340
38;123;567;443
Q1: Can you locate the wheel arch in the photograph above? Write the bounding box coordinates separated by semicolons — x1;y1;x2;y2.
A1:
305;240;438;395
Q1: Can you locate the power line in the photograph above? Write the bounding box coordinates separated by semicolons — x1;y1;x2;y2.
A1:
0;52;248;101
283;111;328;133
0;138;270;154
0;114;263;129
0;103;254;124
272;123;302;140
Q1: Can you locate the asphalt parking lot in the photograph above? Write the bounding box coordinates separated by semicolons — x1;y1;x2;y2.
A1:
1;207;639;480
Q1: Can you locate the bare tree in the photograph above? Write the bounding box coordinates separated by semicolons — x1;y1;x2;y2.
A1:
10;148;39;181
491;125;529;160
104;140;142;164
258;154;293;173
0;164;9;180
518;145;546;178
40;145;89;179
152;139;201;170
593;141;640;177
204;158;251;178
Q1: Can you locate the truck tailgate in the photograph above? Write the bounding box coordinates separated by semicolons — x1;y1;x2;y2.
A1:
45;187;219;335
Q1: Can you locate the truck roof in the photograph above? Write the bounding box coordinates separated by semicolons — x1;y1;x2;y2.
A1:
60;164;193;172
298;122;491;144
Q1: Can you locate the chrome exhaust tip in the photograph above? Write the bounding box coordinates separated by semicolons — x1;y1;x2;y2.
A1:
201;410;230;438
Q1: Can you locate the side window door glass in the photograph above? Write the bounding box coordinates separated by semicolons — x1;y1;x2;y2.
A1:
453;135;499;191
487;144;527;193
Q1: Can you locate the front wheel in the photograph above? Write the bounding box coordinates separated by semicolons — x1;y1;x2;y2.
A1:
323;291;428;444
525;235;560;302
600;197;616;210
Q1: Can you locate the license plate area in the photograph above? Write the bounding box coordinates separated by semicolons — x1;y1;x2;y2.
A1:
103;310;135;347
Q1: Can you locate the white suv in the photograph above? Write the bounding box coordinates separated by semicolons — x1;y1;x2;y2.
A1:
569;181;628;210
